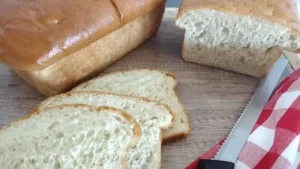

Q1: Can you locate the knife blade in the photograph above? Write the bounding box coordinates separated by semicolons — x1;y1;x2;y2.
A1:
198;56;289;169
277;65;292;87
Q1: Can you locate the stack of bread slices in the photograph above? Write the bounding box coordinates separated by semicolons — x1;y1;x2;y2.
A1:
0;69;191;169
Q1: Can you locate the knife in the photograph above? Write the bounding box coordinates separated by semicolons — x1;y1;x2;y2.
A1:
198;56;289;169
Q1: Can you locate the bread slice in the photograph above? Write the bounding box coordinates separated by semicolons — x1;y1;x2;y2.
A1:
37;92;174;169
72;69;191;143
0;105;141;169
175;0;300;77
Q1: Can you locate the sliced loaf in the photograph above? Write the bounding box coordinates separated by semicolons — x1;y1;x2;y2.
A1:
0;105;141;169
72;69;190;143
38;91;174;169
175;0;300;77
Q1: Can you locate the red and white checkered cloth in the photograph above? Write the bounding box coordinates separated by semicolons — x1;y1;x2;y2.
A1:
187;68;300;169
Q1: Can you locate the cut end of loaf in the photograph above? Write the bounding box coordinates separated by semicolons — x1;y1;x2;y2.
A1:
176;9;300;51
176;9;300;77
182;41;283;77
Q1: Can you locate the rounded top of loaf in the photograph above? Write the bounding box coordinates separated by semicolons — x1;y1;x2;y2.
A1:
0;0;164;71
176;0;300;35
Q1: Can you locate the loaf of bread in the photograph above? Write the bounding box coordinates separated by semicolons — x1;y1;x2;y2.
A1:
72;69;191;143
37;91;174;169
0;105;141;169
0;0;166;96
175;0;300;77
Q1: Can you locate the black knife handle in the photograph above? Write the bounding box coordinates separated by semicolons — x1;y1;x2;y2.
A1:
198;159;235;169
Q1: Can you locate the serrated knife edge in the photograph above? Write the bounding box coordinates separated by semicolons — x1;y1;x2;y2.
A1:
213;56;289;163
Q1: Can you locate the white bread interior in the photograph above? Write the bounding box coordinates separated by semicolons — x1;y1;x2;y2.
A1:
0;105;141;169
37;92;174;169
176;9;300;77
72;69;191;143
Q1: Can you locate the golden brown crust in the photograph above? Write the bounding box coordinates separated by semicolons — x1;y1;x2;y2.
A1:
162;132;190;144
12;4;165;96
122;153;128;169
159;68;191;143
13;69;58;96
0;0;166;71
103;106;142;149
158;129;163;169
176;0;300;37
162;74;191;144
158;68;192;143
111;0;165;25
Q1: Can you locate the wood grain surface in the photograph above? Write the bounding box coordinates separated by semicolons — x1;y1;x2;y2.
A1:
0;8;259;169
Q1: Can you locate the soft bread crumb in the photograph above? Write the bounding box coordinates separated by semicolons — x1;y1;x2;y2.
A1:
0;105;140;169
176;9;300;77
72;69;191;143
38;92;174;169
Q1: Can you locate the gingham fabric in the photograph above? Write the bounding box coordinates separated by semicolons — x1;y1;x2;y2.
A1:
186;68;300;169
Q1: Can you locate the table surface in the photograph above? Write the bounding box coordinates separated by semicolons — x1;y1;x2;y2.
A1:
0;8;261;169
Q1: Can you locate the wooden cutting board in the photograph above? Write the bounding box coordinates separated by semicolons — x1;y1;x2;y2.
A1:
0;8;260;169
